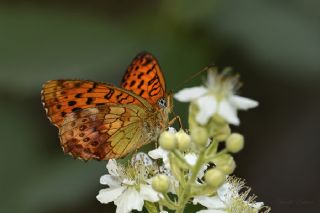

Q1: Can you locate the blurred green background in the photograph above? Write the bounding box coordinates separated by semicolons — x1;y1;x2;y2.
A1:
1;0;320;212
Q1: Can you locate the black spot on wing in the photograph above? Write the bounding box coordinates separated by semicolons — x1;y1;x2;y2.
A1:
68;101;76;106
86;97;93;104
146;64;156;74
137;80;144;89
104;89;115;100
130;80;136;87
72;107;81;112
139;90;145;96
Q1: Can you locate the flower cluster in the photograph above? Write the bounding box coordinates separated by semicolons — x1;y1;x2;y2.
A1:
97;68;270;213
96;153;160;213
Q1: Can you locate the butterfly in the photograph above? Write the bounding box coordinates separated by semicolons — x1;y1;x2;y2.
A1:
41;52;173;160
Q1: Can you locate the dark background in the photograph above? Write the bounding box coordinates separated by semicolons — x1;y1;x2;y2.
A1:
1;0;319;212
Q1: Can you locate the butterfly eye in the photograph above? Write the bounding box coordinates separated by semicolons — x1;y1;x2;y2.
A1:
158;98;167;108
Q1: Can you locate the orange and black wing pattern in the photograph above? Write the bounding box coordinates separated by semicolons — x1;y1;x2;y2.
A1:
121;52;166;106
41;80;149;127
41;52;170;160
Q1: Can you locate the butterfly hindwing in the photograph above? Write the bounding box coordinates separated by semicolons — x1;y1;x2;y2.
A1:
59;104;148;160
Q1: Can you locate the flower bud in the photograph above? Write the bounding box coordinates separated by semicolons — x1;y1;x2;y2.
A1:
159;131;177;151
152;174;170;193
191;126;208;147
219;162;236;175
226;133;244;153
205;168;225;188
214;125;231;141
175;130;191;151
212;154;236;175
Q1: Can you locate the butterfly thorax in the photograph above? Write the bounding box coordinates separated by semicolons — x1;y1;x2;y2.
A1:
142;94;172;146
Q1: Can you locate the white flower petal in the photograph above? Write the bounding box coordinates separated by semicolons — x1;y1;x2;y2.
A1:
174;86;207;102
106;159;120;176
230;95;258;110
100;174;120;187
114;188;144;213
185;153;197;166
198;164;208;180
196;96;217;125
122;178;135;185
194;195;226;209
197;210;226;213
218;100;239;125
217;183;233;203
148;147;171;169
148;147;168;160
140;184;160;202
96;186;126;204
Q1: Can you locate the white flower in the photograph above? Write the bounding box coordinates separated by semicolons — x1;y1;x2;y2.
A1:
174;69;258;125
193;176;270;213
149;146;170;170
96;153;160;213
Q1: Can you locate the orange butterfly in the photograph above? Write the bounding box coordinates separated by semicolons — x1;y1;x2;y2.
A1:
41;52;173;160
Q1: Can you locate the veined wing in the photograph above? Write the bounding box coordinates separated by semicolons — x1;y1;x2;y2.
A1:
59;104;151;160
121;52;166;106
41;80;151;127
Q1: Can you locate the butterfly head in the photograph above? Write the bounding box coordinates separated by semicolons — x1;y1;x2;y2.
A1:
157;98;167;108
158;91;173;113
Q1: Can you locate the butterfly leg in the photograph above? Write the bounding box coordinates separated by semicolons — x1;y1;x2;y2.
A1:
168;115;183;129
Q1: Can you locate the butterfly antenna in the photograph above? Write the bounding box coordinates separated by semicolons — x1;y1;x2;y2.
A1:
174;65;214;91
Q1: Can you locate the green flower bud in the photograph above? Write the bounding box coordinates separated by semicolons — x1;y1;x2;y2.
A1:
214;125;231;141
226;133;244;153
212;114;226;124
176;129;191;151
191;126;208;147
206;115;230;141
205;168;225;188
159;131;177;151
152;174;170;193
212;154;236;175
219;161;236;175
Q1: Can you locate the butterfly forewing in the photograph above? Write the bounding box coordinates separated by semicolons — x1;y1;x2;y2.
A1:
42;80;150;127
121;52;166;106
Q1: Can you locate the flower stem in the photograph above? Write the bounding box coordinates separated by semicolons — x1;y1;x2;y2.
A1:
176;150;205;213
160;193;178;210
144;201;158;213
205;138;218;156
172;150;191;169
